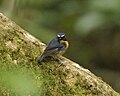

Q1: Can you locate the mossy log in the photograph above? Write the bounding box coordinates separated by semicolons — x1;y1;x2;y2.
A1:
0;13;119;96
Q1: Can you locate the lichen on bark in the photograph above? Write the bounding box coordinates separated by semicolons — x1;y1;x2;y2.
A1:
0;13;119;96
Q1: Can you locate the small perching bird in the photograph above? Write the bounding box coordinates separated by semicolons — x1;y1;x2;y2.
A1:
38;33;69;62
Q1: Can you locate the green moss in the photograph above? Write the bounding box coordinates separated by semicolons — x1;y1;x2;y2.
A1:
37;61;97;96
0;29;43;95
0;61;44;96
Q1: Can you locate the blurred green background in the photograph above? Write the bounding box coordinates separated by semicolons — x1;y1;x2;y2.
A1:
0;0;120;93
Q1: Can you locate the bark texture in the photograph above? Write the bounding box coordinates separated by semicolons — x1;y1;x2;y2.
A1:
0;13;119;96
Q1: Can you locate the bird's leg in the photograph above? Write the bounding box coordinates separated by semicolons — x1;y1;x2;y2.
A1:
55;55;66;67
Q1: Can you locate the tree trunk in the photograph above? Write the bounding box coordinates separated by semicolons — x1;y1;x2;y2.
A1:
0;13;119;96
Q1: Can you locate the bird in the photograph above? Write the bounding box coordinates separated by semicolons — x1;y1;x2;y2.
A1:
38;33;69;62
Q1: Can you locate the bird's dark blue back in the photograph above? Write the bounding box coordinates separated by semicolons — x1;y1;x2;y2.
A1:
45;38;59;50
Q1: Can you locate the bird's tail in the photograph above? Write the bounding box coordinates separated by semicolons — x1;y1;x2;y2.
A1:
38;54;45;63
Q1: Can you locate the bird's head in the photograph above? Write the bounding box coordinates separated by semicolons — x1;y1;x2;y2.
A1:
57;33;67;41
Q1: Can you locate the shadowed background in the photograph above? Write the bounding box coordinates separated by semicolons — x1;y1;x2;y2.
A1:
0;0;120;93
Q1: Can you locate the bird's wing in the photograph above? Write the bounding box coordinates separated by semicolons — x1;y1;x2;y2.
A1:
42;38;60;55
42;48;57;58
44;38;59;50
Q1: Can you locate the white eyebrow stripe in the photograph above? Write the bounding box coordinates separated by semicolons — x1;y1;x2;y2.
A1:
61;35;65;37
57;35;60;37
